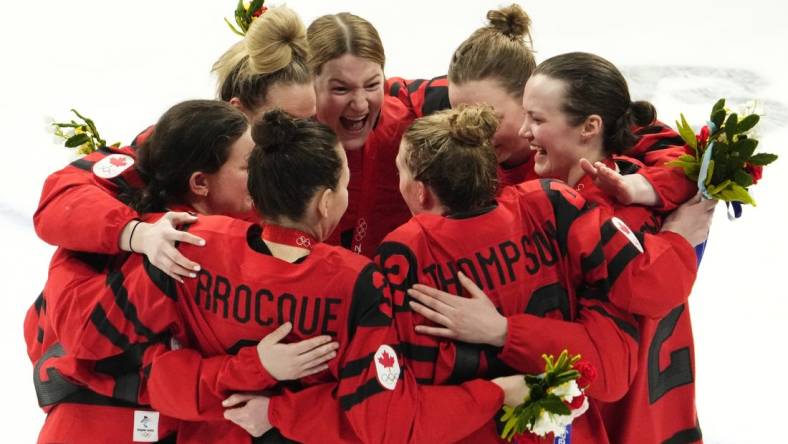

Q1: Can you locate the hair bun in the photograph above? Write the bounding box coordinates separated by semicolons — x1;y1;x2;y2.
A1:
630;100;657;127
448;104;499;146
253;109;298;152
246;6;309;74
487;4;531;39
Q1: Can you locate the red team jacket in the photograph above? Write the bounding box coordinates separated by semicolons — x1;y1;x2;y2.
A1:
324;95;415;257
576;158;701;444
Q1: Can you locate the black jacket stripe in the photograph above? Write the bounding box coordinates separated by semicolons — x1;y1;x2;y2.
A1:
663;425;702;444
142;257;178;301
34;292;45;314
584;305;639;342
447;342;480;384
70;158;94;171
339;372;405;411
541;179;586;257
90;304;131;349
581;242;605;274
601;219;619;246
607;232;645;285
107;269;158;341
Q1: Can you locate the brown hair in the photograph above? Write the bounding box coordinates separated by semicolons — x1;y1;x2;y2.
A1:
247;110;341;222
534;52;656;155
213;6;311;112
306;12;385;75
403;105;499;213
133;100;248;213
448;4;536;98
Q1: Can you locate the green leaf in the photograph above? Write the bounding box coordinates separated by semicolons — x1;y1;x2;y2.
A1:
706;179;731;196
716;182;756;206
704;160;715;187
500;418;516;441
500;406;514;422
737;114;760;133
712;98;726;114
724;113;738;141
540;396;571;415
224;18;245;36
733;169;753;187
711;109;726;130
678;154;696;163
748;153;778;166
735;138;759;159
64;133;90;148
676;114;697;150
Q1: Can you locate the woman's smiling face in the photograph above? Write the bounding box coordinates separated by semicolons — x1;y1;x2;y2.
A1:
314;54;384;151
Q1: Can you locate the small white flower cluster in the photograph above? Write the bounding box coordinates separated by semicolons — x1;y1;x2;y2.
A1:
530;381;589;438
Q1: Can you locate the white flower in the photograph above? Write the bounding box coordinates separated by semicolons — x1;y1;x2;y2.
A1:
548;380;581;401
531;410;571;437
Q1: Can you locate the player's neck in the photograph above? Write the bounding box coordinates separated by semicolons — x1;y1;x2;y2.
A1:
261;220;317;263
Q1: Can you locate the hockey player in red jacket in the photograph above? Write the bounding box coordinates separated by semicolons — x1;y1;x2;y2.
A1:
26;100;343;444
386;4;696;211
516;52;708;443
307;12;415;257
31;6;316;282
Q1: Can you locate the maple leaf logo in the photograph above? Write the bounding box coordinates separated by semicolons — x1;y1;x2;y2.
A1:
377;350;396;369
109;156;128;167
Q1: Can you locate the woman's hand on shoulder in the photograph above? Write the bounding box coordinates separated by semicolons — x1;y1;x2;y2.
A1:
121;211;205;282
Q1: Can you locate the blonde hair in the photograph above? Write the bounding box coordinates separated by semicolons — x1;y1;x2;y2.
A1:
212;6;311;110
403;105;500;213
306;12;385;75
448;4;535;98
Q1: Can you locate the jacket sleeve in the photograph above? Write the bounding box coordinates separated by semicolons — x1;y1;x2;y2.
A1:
39;251;277;421
497;293;639;403
269;263;503;444
628;121;697;211
570;202;697;319
33;147;142;253
384;75;450;118
143;345;276;421
608;230;697;317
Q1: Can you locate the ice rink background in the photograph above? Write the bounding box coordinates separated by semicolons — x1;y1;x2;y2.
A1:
1;0;787;442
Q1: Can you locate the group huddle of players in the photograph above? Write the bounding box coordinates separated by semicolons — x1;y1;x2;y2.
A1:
24;3;712;443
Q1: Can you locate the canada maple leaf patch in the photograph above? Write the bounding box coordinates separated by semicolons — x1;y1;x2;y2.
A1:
93;154;134;179
373;344;400;390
